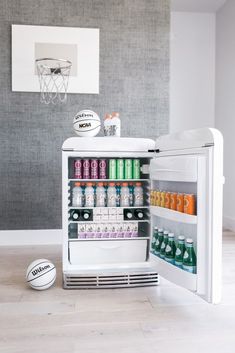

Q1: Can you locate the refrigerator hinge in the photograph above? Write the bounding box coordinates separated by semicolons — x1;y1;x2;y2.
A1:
148;149;160;153
203;143;214;148
62;148;74;151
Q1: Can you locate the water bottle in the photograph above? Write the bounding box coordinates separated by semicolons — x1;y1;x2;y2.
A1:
96;182;106;207
165;233;176;264
120;182;130;207
107;182;117;207
72;182;83;207
134;182;144;206
182;238;197;274
175;235;185;268
84;182;95;207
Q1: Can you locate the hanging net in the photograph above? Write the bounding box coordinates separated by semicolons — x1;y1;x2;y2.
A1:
35;58;72;105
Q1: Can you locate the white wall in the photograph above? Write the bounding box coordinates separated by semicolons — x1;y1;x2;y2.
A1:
170;12;216;133
216;0;235;231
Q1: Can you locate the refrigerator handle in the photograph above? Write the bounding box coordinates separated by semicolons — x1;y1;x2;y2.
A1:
148;149;160;153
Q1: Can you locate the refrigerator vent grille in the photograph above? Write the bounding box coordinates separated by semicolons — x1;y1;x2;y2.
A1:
64;272;159;289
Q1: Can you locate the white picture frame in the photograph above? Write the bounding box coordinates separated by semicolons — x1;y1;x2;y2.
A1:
12;24;99;94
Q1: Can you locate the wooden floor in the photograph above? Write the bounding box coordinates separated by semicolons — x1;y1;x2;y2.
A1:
0;231;235;353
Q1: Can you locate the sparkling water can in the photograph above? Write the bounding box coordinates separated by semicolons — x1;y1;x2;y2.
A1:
109;159;116;179
83;159;90;179
74;159;82;179
90;159;99;179
133;159;140;179
124;159;132;179
99;159;107;179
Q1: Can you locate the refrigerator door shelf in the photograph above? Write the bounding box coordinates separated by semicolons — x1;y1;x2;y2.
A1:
150;253;196;291
69;178;150;182
150;206;197;224
150;155;197;182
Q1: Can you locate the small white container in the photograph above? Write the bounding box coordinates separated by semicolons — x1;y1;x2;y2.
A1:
104;112;121;137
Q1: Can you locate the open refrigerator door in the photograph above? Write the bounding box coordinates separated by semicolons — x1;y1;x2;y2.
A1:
149;128;223;304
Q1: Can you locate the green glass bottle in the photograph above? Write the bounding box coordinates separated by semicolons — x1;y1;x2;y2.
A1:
165;233;176;264
182;238;197;274
154;228;163;256
160;230;169;259
174;235;185;268
151;226;158;252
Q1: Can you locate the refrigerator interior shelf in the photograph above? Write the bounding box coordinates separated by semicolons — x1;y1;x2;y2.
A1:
69;220;150;224
150;206;197;224
69;237;150;242
68;179;150;182
150;253;197;291
68;206;150;210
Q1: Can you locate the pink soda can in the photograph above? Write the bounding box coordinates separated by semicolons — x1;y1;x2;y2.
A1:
90;159;99;179
99;159;107;179
74;159;82;179
82;159;90;179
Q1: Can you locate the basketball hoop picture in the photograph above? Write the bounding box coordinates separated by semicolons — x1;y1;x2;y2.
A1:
12;25;99;96
36;58;72;105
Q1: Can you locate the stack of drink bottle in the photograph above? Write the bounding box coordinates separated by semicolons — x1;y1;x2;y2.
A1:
151;227;197;274
150;189;196;215
72;181;144;207
74;158;142;179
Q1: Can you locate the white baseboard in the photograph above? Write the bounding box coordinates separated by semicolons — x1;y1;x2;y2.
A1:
223;216;235;232
0;229;62;246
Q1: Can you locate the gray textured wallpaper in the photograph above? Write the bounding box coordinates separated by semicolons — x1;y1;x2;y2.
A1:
0;0;169;229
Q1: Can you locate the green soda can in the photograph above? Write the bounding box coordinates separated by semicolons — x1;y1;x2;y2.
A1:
117;159;124;179
155;228;163;256
182;238;197;274
165;233;176;264
151;226;158;252
109;159;116;179
175;235;185;268
160;231;169;259
133;159;140;179
124;159;132;179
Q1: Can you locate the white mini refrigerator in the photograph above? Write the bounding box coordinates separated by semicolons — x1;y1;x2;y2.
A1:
62;128;223;304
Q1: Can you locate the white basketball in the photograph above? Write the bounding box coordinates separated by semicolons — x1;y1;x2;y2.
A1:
73;110;101;137
26;259;56;291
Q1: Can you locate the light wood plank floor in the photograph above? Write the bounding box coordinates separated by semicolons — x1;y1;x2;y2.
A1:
0;231;234;353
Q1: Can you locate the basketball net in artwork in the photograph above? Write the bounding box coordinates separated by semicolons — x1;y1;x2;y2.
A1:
35;58;72;105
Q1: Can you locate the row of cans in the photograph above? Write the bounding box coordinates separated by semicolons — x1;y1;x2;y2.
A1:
74;158;107;179
109;159;141;179
74;158;141;180
150;189;196;215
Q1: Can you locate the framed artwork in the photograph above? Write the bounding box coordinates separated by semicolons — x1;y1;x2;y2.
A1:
12;24;99;94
